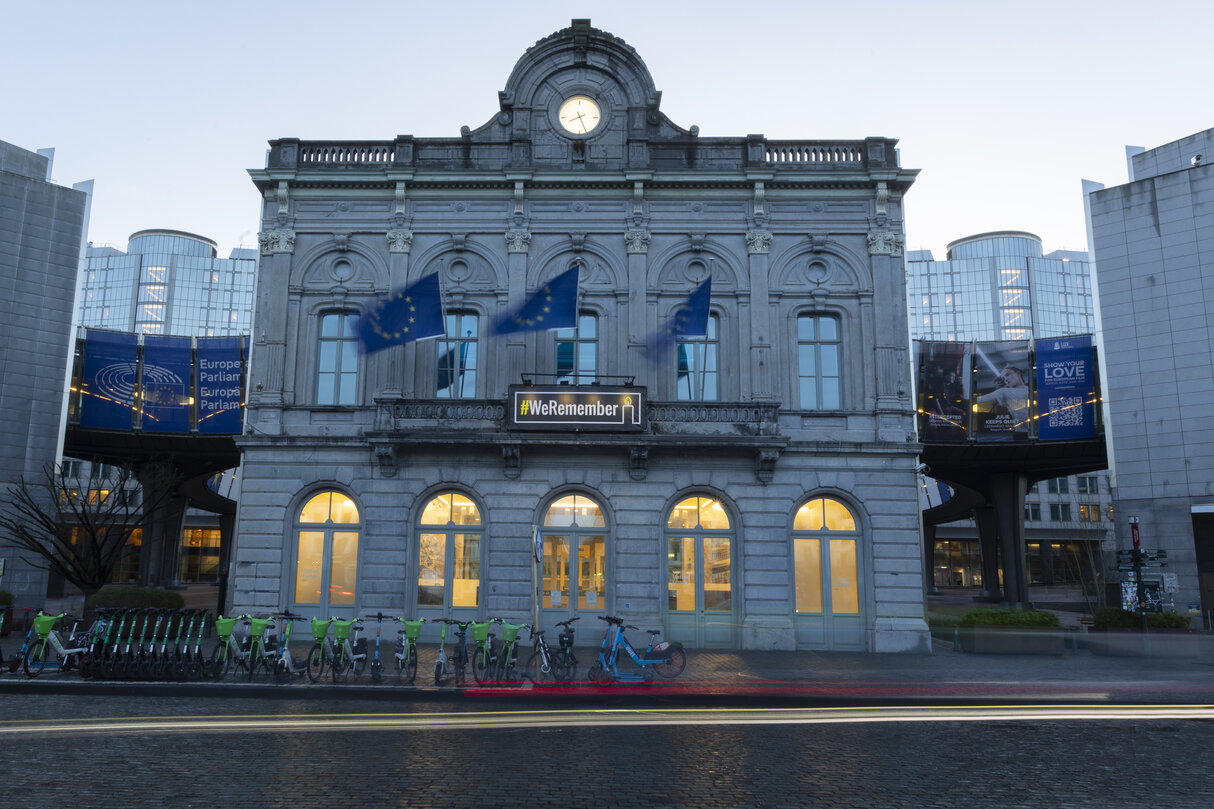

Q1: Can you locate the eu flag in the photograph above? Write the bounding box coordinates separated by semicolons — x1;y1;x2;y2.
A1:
493;265;579;334
646;277;712;362
358;273;445;354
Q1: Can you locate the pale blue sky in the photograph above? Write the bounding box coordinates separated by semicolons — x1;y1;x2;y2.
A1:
3;0;1208;257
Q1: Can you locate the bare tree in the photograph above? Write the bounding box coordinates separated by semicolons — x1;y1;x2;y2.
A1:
0;462;177;598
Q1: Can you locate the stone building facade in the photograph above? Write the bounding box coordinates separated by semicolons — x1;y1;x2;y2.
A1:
232;20;927;651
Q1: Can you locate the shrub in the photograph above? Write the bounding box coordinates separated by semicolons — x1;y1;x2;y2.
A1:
85;585;185;611
958;608;1061;628
1092;606;1192;630
0;589;13;606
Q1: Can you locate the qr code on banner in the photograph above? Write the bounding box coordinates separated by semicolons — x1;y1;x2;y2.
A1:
1048;397;1084;427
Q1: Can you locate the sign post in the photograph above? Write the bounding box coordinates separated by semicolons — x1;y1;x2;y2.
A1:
1129;516;1146;633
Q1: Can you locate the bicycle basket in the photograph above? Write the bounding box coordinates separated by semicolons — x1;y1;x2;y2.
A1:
214;616;239;639
248;617;272;638
310;617;333;641
469;621;492;645
500;622;523;644
399;620;424;641
332;618;357;641
32;612;61;637
559;632;575;647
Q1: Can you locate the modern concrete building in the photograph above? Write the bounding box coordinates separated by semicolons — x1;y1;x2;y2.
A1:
1086;128;1214;622
232;19;927;651
0;140;91;605
907;233;1114;595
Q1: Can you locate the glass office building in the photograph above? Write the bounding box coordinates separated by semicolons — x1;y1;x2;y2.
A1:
907;232;1113;591
79;229;256;336
74;229;255;585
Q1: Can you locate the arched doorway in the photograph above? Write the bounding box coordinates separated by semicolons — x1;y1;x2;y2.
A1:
415;492;482;622
291;490;360;618
793;496;864;650
539;494;607;623
664;495;736;648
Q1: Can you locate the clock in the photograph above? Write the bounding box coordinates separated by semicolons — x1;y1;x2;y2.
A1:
558;95;601;135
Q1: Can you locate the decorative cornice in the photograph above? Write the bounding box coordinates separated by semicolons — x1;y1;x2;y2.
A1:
258;229;296;255
625;229;651;254
387;229;414;253
505;229;531;254
746;230;773;255
867;230;904;257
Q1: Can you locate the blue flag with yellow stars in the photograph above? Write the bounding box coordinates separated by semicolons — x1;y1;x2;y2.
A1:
357;273;445;354
645;277;712;362
493;265;580;335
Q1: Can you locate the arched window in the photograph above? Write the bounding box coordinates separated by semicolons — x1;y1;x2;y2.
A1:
665;495;736;647
293;490;360;613
797;314;840;409
437;311;478;398
793;497;859;615
416;492;482;611
540;494;606;616
317;311;359;405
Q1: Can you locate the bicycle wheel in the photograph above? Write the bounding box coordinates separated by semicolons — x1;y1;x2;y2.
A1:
305;643;326;683
209;644;230;680
24;640;49;677
274;655;293;684
79;653;94;679
471;646;490;684
501;649;522;684
433;659;443;686
525;650;554;685
331;651;350;684
405;645;418;684
558;650;578;683
352;653;367;679
653;647;686;678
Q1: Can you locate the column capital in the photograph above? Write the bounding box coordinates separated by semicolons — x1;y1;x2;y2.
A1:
625;229;651;254
867;230;905;257
258;229;296;255
387;229;414;253
746;229;772;254
505;229;531;254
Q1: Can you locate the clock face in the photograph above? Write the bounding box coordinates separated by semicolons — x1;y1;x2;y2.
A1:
558;95;601;135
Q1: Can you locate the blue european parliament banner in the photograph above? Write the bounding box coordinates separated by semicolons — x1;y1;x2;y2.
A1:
1035;335;1096;440
80;330;139;430
196;336;243;434
141;335;193;433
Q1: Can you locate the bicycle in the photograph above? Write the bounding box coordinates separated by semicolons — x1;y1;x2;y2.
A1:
393;617;425;683
173;610;210;681
245;615;276;681
589;615;686;684
360;612;395;684
270;611;306;683
8;607;41;674
468;618;500;684
472;619;525;684
525;616;579;686
24;612;92;677
207;614;249;679
328;617;366;683
305;617;334;682
432;618;471;686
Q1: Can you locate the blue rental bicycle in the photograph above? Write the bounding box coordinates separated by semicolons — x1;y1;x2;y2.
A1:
589;615;686;684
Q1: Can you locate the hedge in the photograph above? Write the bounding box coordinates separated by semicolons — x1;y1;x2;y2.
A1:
85;585;185;611
958;608;1061;628
1092;606;1192;630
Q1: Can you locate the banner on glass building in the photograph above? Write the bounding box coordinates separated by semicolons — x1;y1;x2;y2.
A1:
1035;335;1096;440
77;331;244;434
140;335;193;433
971;341;1031;441
916;341;971;441
196;336;244;434
79;330;139;430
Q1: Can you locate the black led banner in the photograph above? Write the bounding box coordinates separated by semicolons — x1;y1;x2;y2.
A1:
507;386;646;432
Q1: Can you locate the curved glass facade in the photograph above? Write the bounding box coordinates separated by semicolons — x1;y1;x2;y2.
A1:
80;230;256;337
908;232;1094;342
